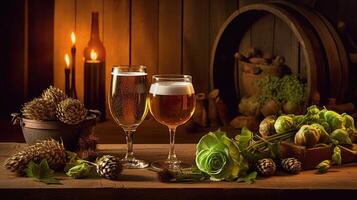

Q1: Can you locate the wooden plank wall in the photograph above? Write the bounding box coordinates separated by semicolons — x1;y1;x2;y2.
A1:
0;0;25;118
0;0;54;118
54;0;239;117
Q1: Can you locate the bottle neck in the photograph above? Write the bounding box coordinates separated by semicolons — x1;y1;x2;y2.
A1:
90;12;100;41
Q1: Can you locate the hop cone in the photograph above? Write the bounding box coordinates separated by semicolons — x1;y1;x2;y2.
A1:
281;157;302;174
21;98;57;120
42;86;67;104
256;158;276;177
96;155;122;180
4;139;66;175
56;98;87;125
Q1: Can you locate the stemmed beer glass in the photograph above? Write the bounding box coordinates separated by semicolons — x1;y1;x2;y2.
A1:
108;65;149;169
149;75;196;170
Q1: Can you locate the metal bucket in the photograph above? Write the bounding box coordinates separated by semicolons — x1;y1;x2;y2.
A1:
11;110;100;151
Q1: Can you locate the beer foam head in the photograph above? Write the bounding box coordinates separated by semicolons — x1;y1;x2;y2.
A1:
149;81;194;95
111;71;147;76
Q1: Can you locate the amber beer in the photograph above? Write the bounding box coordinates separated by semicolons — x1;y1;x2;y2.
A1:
109;71;148;129
149;81;196;127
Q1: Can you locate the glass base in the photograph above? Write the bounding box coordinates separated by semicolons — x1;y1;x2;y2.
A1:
120;158;149;169
151;160;192;171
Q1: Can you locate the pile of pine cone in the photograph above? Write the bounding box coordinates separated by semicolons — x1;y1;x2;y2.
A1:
5;139;122;180
21;86;87;125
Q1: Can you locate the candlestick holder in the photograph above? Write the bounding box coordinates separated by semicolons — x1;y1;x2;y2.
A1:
70;45;78;99
65;68;70;95
64;54;71;96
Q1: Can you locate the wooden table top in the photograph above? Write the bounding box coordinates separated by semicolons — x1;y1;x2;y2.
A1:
0;143;357;200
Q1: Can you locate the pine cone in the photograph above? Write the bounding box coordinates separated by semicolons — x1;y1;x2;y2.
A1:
4;139;66;175
56;98;87;124
256;158;276;176
21;98;57;120
281;157;302;174
42;86;67;104
96;155;122;180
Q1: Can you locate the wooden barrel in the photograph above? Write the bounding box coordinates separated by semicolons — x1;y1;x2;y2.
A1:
272;1;349;102
210;3;329;117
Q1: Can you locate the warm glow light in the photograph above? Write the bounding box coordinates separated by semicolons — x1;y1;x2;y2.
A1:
64;54;70;68
90;49;98;61
71;32;76;45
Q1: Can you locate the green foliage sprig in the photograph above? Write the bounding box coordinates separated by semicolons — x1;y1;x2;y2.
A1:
65;151;95;179
25;160;61;184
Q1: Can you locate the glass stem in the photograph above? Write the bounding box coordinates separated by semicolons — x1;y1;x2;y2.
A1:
167;126;178;163
124;130;135;161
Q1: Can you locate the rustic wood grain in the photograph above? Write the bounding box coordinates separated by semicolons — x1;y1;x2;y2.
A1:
0;143;356;200
299;43;307;81
158;0;182;74
210;0;238;48
238;29;251;97
251;14;275;56
131;0;159;81
183;0;210;93
290;31;300;75
274;16;297;72
103;0;130;118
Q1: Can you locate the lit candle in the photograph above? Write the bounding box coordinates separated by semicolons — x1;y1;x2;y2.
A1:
89;49;99;63
70;32;78;99
84;48;102;115
64;54;71;96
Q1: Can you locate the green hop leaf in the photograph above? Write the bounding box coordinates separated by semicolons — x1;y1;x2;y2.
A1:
237;171;257;184
315;160;331;174
25;159;60;184
235;127;254;150
66;162;92;179
196;130;248;181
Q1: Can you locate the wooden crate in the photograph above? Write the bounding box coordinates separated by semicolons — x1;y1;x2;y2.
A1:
279;142;357;170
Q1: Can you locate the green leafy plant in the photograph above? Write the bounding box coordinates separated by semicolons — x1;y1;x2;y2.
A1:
254;75;306;109
25;160;61;184
157;167;208;183
66;163;92;179
64;151;96;179
278;75;306;104
196;130;249;181
237;171;257;184
255;75;280;105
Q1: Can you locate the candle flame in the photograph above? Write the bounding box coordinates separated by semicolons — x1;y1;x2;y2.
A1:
90;49;98;61
64;54;70;68
71;32;76;45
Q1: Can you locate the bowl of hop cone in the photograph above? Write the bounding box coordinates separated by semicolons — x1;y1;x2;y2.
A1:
11;86;100;151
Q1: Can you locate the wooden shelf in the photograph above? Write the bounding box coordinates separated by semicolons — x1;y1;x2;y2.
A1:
0;143;357;200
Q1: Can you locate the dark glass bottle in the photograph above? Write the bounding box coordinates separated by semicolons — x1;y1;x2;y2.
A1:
84;12;106;120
